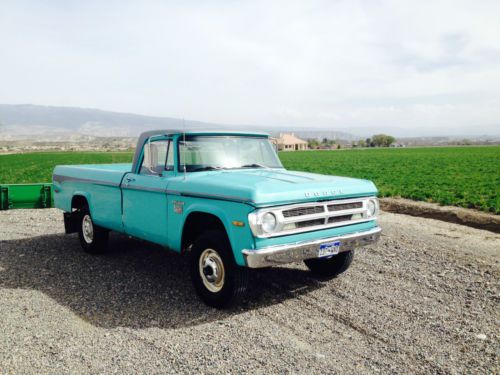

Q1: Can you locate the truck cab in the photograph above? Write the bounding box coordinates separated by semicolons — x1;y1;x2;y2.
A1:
53;130;381;308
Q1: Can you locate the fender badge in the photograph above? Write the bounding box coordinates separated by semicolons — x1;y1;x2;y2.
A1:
173;200;184;214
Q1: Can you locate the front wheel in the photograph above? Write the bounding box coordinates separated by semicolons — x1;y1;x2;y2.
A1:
304;250;354;278
189;230;249;308
78;207;109;254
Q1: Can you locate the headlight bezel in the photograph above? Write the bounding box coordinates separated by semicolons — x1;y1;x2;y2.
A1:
366;198;379;218
248;210;282;237
261;212;278;233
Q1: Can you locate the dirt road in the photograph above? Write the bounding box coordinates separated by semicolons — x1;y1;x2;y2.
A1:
0;209;498;374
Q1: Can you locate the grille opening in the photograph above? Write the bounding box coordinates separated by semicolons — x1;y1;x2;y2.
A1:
296;219;325;228
327;202;363;212
328;215;353;224
282;205;325;218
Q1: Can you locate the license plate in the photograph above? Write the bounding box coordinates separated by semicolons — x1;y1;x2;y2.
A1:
318;241;341;257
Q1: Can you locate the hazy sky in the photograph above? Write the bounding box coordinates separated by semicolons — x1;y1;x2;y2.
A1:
1;0;500;135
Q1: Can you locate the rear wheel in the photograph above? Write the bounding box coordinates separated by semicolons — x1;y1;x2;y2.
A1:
190;230;249;308
77;206;109;254
304;250;354;278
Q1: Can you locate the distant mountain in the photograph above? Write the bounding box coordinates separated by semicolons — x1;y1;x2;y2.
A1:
0;104;228;138
0;104;363;143
1;104;498;143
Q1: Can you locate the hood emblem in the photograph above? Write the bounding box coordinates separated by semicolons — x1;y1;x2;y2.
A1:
305;189;343;198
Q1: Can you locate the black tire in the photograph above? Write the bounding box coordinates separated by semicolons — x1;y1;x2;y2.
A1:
77;205;109;255
189;230;249;308
304;250;354;278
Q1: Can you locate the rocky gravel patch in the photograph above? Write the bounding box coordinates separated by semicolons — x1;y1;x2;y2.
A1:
0;209;499;374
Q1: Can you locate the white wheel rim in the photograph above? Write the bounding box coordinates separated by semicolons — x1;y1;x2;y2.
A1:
199;248;225;293
82;214;94;243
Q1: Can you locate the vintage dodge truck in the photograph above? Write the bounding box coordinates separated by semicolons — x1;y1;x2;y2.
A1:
53;130;381;307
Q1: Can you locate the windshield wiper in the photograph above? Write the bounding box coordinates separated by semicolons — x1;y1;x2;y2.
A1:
189;166;225;172
240;163;269;169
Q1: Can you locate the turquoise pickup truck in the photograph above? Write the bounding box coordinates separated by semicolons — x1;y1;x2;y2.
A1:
53;130;381;308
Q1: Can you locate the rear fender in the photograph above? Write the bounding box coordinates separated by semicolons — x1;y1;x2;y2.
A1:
72;191;93;214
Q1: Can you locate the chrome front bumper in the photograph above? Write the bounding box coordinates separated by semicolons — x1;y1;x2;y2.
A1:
242;227;382;268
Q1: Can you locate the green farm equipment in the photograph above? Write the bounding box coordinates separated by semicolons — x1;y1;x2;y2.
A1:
0;183;54;210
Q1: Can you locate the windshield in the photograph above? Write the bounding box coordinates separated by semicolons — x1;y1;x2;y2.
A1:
179;136;283;172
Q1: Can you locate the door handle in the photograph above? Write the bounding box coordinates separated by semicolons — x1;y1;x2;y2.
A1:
125;177;136;183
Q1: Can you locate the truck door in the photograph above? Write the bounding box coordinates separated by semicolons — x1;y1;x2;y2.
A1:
121;138;174;246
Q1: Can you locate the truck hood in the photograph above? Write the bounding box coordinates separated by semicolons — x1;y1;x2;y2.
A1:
168;169;377;207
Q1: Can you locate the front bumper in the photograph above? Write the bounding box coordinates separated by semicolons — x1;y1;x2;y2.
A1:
242;226;382;268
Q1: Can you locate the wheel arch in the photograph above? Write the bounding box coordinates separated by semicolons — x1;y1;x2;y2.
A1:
71;192;92;214
181;211;230;253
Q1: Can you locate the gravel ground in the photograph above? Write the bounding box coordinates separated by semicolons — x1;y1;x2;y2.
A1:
0;209;498;374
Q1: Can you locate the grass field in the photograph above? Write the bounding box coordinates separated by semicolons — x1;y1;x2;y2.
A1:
280;146;500;214
0;152;133;185
0;146;499;213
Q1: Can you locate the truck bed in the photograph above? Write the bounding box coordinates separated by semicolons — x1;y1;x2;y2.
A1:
53;163;132;185
53;163;132;232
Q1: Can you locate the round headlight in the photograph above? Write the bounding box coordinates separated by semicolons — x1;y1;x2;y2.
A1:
261;212;277;233
367;199;378;217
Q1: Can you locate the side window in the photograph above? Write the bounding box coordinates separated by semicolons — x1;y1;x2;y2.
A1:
140;140;170;175
165;141;174;171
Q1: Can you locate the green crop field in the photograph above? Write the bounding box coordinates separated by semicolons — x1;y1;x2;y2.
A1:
280;146;500;214
0;146;499;213
0;152;133;185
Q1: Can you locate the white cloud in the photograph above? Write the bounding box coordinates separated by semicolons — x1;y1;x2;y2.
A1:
0;0;499;135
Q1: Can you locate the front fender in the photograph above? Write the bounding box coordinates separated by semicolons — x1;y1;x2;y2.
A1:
168;196;256;266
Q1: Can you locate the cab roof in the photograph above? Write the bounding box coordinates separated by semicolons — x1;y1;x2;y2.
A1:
139;129;269;138
132;129;270;173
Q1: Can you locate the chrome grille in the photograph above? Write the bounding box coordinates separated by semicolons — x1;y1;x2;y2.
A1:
296;219;325;228
327;202;363;212
282;205;325;218
328;214;353;224
248;197;379;238
273;197;374;236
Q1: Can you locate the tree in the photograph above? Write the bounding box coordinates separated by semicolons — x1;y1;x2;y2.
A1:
372;134;396;147
358;139;366;147
320;138;336;148
365;138;372;147
308;139;320;149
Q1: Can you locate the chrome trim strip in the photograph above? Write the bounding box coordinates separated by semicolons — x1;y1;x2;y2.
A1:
165;189;182;196
242;227;382;268
121;185;167;194
53;174;251;201
52;174;120;187
168;190;253;203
